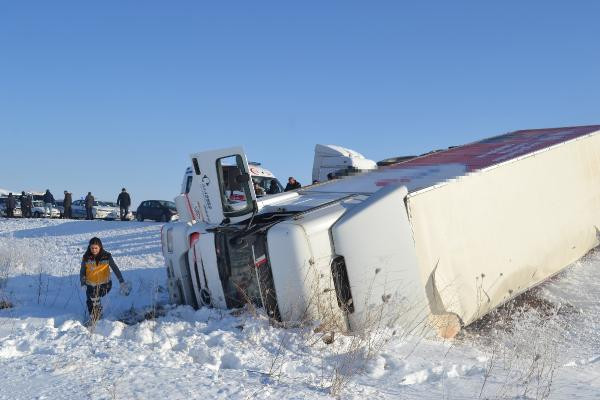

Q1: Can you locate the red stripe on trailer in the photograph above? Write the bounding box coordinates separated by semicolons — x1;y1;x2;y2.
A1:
391;125;600;172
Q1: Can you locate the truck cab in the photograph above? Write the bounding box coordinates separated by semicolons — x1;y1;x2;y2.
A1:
312;144;378;182
162;149;287;308
172;146;428;334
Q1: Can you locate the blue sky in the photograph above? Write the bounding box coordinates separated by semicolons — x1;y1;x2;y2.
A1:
1;1;599;206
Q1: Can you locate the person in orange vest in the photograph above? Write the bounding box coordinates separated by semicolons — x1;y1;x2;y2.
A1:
79;237;128;320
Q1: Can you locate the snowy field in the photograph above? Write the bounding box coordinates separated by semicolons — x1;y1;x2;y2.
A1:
0;219;599;399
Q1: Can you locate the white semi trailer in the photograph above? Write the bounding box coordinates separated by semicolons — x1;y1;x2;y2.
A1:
162;125;600;337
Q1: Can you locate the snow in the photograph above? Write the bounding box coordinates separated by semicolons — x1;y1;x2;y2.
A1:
1;219;599;399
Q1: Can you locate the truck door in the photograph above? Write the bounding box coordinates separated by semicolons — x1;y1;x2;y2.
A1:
189;147;257;224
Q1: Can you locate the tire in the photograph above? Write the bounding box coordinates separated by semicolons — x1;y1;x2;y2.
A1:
160;214;168;222
136;213;144;222
34;212;41;218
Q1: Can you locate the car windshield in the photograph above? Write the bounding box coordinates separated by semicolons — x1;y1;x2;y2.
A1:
98;201;116;207
158;200;177;211
33;201;44;207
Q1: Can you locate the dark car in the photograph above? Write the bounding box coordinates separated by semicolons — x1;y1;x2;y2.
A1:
136;200;178;222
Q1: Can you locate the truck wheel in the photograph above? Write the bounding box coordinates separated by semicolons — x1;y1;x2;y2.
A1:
137;213;144;221
160;214;168;222
34;212;40;218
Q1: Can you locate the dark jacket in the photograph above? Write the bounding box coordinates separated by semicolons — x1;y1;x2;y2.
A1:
80;250;124;286
43;191;54;204
284;181;302;192
85;194;95;208
20;193;27;207
6;194;15;209
117;191;131;208
26;194;33;208
64;193;72;208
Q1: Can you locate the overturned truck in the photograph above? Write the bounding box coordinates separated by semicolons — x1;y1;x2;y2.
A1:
162;125;600;337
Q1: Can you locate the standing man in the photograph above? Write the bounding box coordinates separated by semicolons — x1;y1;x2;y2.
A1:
116;188;131;221
43;189;55;218
85;192;95;220
284;177;302;192
63;190;72;219
20;191;29;218
25;192;33;218
5;193;16;218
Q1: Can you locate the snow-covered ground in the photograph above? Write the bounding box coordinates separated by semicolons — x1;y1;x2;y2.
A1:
0;219;598;399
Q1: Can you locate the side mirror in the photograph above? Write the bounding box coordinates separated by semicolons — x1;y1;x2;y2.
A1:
235;173;251;184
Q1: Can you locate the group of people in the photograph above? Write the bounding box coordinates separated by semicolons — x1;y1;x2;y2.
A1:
2;190;52;218
4;192;30;217
60;189;94;220
3;188;132;222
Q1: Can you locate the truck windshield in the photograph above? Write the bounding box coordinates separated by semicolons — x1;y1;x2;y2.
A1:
214;230;280;321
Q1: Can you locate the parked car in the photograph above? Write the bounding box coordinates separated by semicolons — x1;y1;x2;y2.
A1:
102;201;135;220
71;199;120;220
54;200;64;218
0;197;22;217
136;200;178;222
32;201;60;218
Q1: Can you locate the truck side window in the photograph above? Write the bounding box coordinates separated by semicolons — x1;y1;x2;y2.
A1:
185;176;193;194
192;158;201;175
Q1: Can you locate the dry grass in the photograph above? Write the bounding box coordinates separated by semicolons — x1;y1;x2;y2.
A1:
463;287;566;399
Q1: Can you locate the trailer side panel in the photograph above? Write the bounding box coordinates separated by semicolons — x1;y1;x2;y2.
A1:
407;132;600;325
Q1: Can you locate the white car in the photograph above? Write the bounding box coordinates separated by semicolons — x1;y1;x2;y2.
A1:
32;201;60;218
71;200;120;220
102;201;134;220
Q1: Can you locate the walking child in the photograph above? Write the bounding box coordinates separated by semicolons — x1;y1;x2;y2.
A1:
80;237;129;321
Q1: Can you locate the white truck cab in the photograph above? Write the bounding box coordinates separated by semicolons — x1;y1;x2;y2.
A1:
312;144;377;182
162;149;285;307
178;146;428;332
